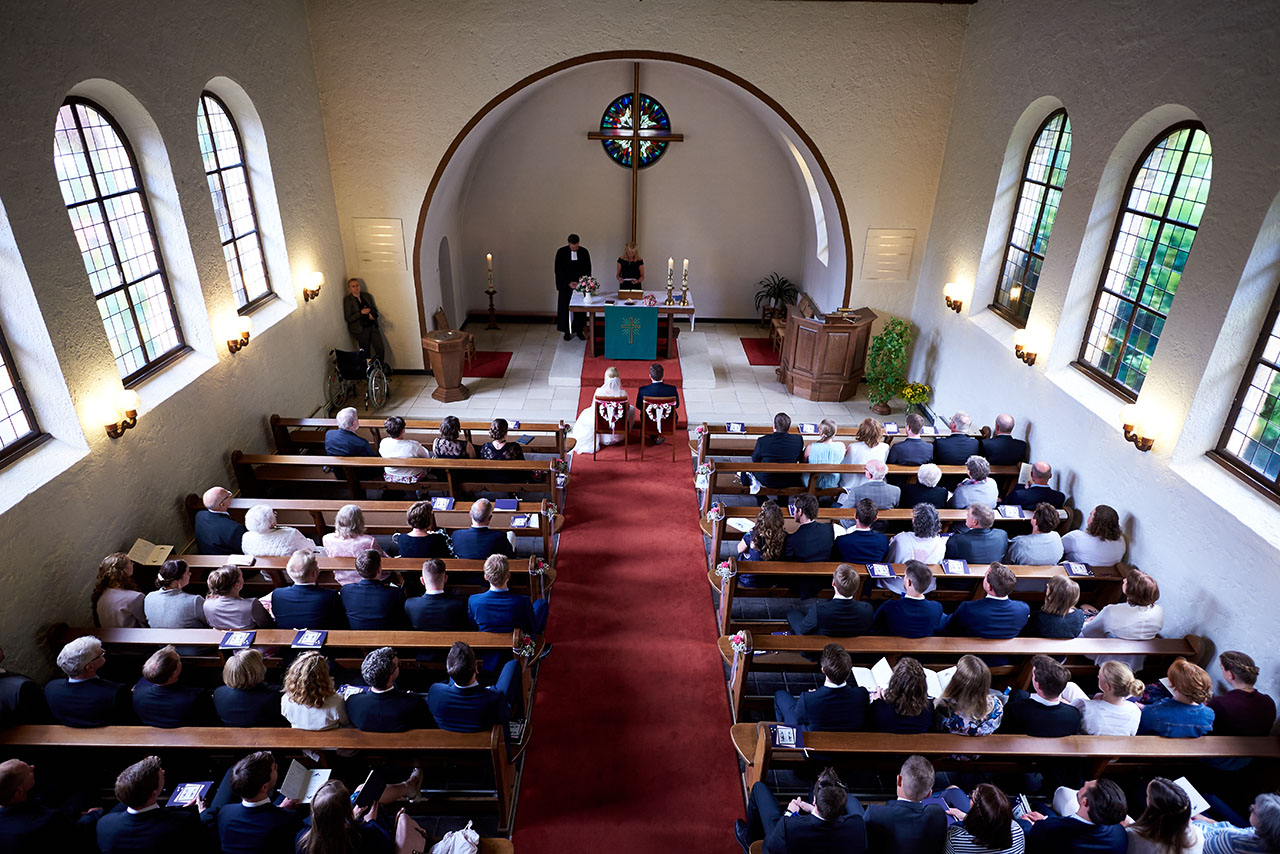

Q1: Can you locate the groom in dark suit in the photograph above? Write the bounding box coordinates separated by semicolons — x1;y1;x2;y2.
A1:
554;233;591;341
636;363;679;444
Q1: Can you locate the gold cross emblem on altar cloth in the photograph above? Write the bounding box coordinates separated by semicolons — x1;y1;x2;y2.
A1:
621;317;642;344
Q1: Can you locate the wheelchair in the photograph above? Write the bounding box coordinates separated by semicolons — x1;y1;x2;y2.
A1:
324;348;388;413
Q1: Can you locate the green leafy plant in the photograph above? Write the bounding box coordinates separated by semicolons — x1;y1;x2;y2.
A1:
865;318;914;409
754;273;799;311
900;382;932;405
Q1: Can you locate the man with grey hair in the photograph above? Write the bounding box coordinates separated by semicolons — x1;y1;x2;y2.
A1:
980;413;1028;464
194;485;247;555
951;455;998;509
451;498;515;559
1198;791;1280;852
838;457;900;511
934;411;980;466
900;463;949;509
945;503;1009;564
1005;460;1066;509
271;549;346;630
324;407;375;457
44;635;133;727
346;647;431;732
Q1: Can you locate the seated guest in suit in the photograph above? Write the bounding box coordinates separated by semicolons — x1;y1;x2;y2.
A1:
944;562;1030;639
340;550;405;629
1006;502;1064;565
1209;651;1277;736
203;565;274;630
324;406;375;457
45;635;133;727
1019;778;1129;853
195;485;249;555
802;419;846;489
427;641;518;732
945;504;1010;564
867;656;935;733
1062;504;1127;566
1026;576;1087;639
133;645;215;728
451;498;516;560
322;504;389;584
787;564;874;637
887;412;934;466
935;411;980;465
144;559;208;629
1139;658;1215;738
979;413;1028;465
1005;461;1066;509
378;414;431;485
951;455;998;509
0;646;49;726
936;655;1004;736
1000;655;1082;737
347;647;432;732
97;756;213;854
832;499;890;562
899;463;949;509
864;755;952;854
469;554;549;635
837;458;900;511
736;500;787;588
743;411;805;491
872;561;946;638
1080;568;1162;671
91;552;147;628
782;494;834;563
635;362;680;444
281;652;348;731
271;549;347;630
214;649;284;728
737;766;867;854
405;558;471;631
201;751;301;854
1197;791;1280;853
393;500;455;559
1127;777;1206;854
840;417;890;489
944;783;1026;854
0;758;99;850
887;503;947;569
1072;661;1144;736
774;643;869;731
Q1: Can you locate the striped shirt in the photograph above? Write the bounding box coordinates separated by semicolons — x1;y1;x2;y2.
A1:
946;821;1026;854
1201;822;1268;854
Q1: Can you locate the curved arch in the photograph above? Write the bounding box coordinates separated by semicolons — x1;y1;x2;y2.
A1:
410;50;853;348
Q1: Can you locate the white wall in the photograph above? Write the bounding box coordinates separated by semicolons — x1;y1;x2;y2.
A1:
0;0;346;678
910;0;1280;699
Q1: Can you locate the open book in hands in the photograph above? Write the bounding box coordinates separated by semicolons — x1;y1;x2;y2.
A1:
279;760;331;803
852;657;956;699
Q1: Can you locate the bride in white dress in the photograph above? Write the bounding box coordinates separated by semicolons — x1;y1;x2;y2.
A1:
568;367;636;454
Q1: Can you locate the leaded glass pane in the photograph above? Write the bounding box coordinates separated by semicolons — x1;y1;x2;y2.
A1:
0;327;37;456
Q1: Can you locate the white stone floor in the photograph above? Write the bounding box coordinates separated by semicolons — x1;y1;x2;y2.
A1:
367;320;887;428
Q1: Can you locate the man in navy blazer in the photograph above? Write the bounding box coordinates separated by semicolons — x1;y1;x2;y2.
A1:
782;494;834;563
945;503;1010;564
745;412;804;490
832;499;890;562
451;499;516;560
635;363;679;443
271;549;346;630
887;412;935;466
96;756;214;853
132;646;216;728
347;648;432;732
944;562;1030;639
324;406;375;457
0;759;100;850
44;636;134;727
340;551;405;629
872;561;947;638
1005;461;1067;509
788;565;874;637
737;768;867;854
864;756;960;854
1020;778;1130;853
468;554;548;635
1001;655;1082;737
405;558;470;631
979;413;1029;464
0;647;49;726
200;751;301;854
774;644;869;731
933;411;980;465
427;642;517;732
194;486;248;555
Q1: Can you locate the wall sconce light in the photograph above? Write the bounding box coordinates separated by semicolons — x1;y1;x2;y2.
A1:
1012;329;1037;366
1120;404;1154;452
105;389;141;439
226;316;253;354
943;282;964;313
302;272;324;303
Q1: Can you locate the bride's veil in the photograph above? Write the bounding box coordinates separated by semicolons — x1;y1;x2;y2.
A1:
598;372;625;397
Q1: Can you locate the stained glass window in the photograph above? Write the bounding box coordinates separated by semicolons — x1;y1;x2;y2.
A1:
992;110;1072;326
1216;286;1280;496
0;322;42;467
54;98;185;385
1078;123;1211;399
599;93;672;169
197;92;272;310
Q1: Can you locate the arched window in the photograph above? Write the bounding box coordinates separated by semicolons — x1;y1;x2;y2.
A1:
0;324;43;467
1078;123;1212;398
1215;286;1280;496
197;92;273;310
54;98;185;385
991;110;1072;326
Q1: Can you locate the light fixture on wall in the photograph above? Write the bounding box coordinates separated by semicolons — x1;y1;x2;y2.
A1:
1012;329;1037;366
943;282;964;313
226;315;253;354
104;389;141;439
1120;404;1155;452
301;272;324;303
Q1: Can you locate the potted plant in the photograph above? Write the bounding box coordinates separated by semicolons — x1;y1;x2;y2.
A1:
864;318;914;415
754;273;799;318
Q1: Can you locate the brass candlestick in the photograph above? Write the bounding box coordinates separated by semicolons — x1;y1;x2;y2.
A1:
485;271;499;329
665;267;675;305
679;269;690;306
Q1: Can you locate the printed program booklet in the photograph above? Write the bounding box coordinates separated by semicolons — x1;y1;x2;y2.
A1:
166;781;212;808
431;497;455;511
867;563;896;578
851;657;956;699
291;630;327;649
942;559;970;575
768;724;804;749
279;760;332;803
219;631;255;650
726;422;746;434
798;423;819;435
127;539;173;566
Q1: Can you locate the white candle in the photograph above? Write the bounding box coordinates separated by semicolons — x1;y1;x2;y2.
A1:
486;253;492;271
668;257;674;274
683;258;689;273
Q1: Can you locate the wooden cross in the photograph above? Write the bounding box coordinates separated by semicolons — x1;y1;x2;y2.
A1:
587;62;685;244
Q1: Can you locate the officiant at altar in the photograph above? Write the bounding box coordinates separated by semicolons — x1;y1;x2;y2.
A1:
554;233;591;341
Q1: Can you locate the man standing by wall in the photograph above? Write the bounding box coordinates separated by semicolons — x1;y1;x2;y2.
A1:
554;233;591;341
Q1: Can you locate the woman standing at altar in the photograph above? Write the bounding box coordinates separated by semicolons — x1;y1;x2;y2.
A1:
617;242;644;290
568;367;636;454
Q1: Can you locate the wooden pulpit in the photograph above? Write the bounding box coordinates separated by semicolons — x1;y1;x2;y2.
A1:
777;307;877;401
422;330;472;402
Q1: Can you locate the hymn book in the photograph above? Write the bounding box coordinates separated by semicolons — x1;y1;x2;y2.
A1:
219;631;255;650
1063;562;1093;577
516;435;535;445
942;560;970;575
291;630;327;649
727;518;755;533
166;781;211;808
867;563;895;578
432;497;455;511
726;422;746;433
337;684;368;700
798;423;819;435
279;761;331;803
127;539;173;566
998;505;1025;519
851;657;956;699
883;422;900;435
494;499;519;511
510;515;530;528
769;724;804;749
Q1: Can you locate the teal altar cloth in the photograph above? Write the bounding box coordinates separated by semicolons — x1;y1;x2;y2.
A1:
603;305;658;360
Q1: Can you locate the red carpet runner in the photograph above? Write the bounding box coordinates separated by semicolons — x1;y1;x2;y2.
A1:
513;372;740;851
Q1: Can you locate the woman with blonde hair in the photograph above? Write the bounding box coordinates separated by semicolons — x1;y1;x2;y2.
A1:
281;651;348;730
1026;575;1086;639
936;655;1003;736
213;649;282;727
737;500;787;588
839;418;890;488
868;657;934;733
203;565;274;630
322;504;388;584
568;366;635;453
802;419;846;490
1073;660;1145;735
91;552;147;628
616;241;644;289
1139;658;1215;738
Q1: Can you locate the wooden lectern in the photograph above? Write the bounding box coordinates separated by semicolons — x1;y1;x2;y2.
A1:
421;330;472;402
777;307;877;401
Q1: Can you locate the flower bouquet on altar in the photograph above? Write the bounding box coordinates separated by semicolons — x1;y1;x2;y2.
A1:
574;275;600;304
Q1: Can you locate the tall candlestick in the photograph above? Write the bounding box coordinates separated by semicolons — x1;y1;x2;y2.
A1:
667;257;674;275
683;258;689;274
486;253;492;271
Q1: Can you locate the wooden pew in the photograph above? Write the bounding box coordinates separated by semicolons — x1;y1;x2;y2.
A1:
730;722;1280;789
231;452;565;506
184;495;563;565
691;421;988;466
706;557;1126;635
270;413;573;458
0;724;521;834
717;633;1200;722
